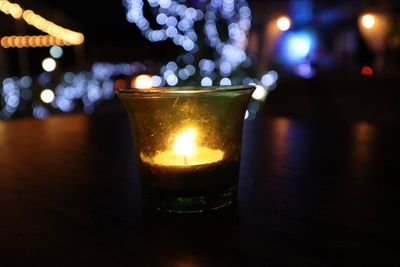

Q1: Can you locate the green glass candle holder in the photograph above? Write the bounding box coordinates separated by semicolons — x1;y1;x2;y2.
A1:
117;85;255;213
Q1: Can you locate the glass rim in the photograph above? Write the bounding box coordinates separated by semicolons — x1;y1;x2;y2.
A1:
116;85;255;95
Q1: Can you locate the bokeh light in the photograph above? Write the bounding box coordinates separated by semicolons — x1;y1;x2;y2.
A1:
361;14;375;29
281;31;316;64
151;75;163;87
166;75;178;86
114;79;127;90
49;46;63;58
33;105;49;119
0;1;84;46
1;61;151;119
220;78;232;86
251;85;268;101
261;70;278;87
42;58;56;72
123;0;252;80
361;66;374;76
201;77;212;87
295;63;315;79
132;74;153;89
40;89;55;103
276;16;291;31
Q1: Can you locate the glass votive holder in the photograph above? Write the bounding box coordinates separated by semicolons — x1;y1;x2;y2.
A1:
117;85;255;213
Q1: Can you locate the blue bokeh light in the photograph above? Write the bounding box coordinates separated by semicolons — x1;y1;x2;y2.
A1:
281;31;316;64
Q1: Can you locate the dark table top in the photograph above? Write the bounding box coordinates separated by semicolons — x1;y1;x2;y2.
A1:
1;109;400;266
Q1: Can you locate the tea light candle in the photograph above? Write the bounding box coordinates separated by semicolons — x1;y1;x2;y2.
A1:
138;127;236;203
141;128;224;167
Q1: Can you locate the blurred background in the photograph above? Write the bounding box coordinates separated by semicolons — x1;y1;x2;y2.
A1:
1;0;399;122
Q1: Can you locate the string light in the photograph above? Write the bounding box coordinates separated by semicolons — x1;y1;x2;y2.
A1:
0;0;22;18
123;0;252;79
0;0;84;47
22;9;84;45
0;61;152;119
1;35;70;48
1;1;275;119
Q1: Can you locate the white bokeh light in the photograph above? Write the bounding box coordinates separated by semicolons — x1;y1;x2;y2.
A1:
42;58;56;72
40;89;55;103
277;16;291;31
201;77;212;86
251;85;268;101
133;74;153;89
361;14;375;29
220;77;232;86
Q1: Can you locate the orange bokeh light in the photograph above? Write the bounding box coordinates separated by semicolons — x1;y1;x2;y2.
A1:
114;79;128;90
132;74;153;89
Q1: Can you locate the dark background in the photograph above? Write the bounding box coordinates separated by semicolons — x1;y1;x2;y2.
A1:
0;0;398;71
3;0;396;66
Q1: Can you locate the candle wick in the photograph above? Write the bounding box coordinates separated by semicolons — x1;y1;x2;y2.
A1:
184;156;188;166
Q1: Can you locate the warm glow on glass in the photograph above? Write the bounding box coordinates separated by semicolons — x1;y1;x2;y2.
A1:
117;85;254;212
144;147;224;167
141;127;224;167
40;89;55;103
361;14;375;29
173;128;196;158
276;16;291;31
133;74;153;89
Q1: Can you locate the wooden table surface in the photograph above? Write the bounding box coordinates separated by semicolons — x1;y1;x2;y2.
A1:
1;109;399;266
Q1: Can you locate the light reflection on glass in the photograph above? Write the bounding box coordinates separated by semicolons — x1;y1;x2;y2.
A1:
168;258;201;267
0;121;6;146
352;121;376;175
270;118;290;177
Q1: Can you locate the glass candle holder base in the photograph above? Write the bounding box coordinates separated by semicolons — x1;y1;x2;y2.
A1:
142;186;237;213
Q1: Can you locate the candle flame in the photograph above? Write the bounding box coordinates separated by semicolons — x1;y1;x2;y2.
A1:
173;128;196;158
140;127;224;166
